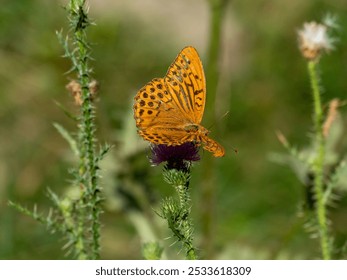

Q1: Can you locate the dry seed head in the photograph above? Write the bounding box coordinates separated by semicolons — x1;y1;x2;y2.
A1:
66;80;83;106
298;22;334;60
66;79;99;106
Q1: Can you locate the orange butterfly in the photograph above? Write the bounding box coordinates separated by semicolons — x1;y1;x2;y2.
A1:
133;46;225;157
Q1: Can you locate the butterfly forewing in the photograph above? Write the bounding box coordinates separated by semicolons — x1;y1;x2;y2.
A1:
164;46;206;124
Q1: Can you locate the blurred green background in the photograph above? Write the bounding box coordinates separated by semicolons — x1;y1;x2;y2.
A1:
1;0;347;259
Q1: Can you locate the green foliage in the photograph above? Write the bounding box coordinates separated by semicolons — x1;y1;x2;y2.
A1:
1;0;347;260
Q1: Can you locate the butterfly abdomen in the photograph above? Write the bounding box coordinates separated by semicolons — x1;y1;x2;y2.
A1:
201;135;225;157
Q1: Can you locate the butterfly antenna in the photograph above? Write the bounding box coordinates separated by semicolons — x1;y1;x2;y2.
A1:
207;110;229;130
206;111;238;154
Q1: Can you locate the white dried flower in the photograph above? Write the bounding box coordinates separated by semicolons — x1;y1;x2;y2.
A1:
298;21;335;60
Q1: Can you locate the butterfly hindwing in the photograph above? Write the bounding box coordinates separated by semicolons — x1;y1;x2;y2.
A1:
134;78;189;129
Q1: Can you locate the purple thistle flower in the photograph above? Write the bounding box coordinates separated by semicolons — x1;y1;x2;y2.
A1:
149;142;200;171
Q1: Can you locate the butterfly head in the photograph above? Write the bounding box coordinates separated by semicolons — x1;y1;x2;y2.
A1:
184;124;210;136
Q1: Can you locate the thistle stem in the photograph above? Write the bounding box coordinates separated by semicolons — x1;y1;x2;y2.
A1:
162;169;197;260
68;0;101;259
308;60;331;260
175;183;197;260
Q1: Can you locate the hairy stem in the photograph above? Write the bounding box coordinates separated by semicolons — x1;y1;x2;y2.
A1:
176;182;197;260
162;169;197;259
68;0;101;259
308;60;331;260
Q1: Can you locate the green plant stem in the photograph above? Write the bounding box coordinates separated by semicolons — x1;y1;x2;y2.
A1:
68;0;101;259
9;0;103;260
206;0;228;113
162;170;197;259
175;183;197;260
308;60;331;260
199;0;228;259
76;27;100;261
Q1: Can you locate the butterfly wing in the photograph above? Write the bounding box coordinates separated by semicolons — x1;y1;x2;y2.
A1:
164;46;206;124
134;78;194;145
